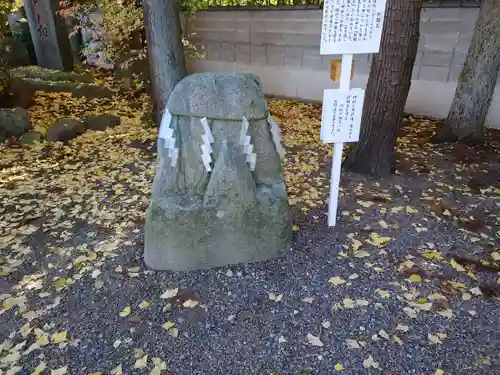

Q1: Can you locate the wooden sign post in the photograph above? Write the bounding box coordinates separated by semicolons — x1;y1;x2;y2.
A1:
320;0;387;227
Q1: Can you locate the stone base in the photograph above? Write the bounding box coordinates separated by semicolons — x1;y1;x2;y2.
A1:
145;182;292;271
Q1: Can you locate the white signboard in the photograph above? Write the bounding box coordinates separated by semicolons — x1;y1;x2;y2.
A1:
320;0;387;55
321;88;365;143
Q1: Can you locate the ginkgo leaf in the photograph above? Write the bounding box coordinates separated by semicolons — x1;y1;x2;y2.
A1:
404;307;417;318
375;289;390;298
110;364;123;375
378;220;389;228
343;298;355;309
350;238;363;251
302;297;314;303
354;250;370;258
396;324;409;332
328;276;346;285
392;335;403;345
462;293;472;301
160;288;178;299
119;305;131;317
367;233;392;248
378;329;389;340
152;357;167;369
36;334;50;347
422;251;444;260
88;372;103;375
321;320;331;329
428;333;442;345
91;269;101;278
267;293;283;302
134;355;148;369
150;358;167;375
168;328;179;338
405;206;419;214
358;200;374;208
470;287;482;296
182;299;199;308
437;309;453;318
450;259;466;272
356;299;370;307
491;252;500;261
31;361;47;375
408;274;422;283
346;339;361;349
51;367;68;375
334;362;344;371
51;331;68;344
306;333;323;347
363;355;379;369
435;369;444;375
139;300;150;309
161;321;176;330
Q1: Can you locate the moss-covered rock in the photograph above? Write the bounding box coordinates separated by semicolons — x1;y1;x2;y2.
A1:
145;72;292;271
0;107;31;136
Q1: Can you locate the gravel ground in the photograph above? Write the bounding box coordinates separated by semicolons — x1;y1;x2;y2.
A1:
1;94;499;375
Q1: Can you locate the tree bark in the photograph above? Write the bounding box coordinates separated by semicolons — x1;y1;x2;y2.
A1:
432;0;500;145
143;0;186;125
344;0;422;176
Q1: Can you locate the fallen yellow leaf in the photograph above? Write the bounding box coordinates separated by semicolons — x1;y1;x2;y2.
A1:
119;305;131;317
408;274;422;283
161;321;175;330
306;333;323;347
51;331;68;344
328;276;346;285
405;206;419;214
367;233;392;248
182;299;199;308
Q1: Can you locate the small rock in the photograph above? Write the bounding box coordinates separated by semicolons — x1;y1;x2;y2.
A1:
21;131;42;145
83;114;121;131
0;107;31;136
0;38;30;68
46;118;85;142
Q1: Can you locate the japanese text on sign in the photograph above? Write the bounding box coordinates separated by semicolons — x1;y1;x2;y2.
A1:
320;0;387;55
321;88;365;143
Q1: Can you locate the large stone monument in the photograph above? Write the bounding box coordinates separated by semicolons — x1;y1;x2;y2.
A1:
145;72;292;271
23;0;73;71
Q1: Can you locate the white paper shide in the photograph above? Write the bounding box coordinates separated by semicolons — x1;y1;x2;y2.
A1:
158;110;179;167
240;117;257;171
320;0;387;55
268;115;285;159
200;117;215;172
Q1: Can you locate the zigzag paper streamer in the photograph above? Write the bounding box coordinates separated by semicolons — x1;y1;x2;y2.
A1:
200;117;214;172
240;117;257;171
268;115;285;158
158;109;178;167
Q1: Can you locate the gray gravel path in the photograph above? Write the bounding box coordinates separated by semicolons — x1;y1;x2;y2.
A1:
1;98;499;375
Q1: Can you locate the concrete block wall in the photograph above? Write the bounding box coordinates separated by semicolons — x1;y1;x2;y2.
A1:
185;8;500;128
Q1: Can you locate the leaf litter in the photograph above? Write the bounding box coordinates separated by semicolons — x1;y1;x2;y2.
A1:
0;92;499;373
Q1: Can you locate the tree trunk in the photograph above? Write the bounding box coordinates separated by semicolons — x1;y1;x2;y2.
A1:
432;0;500;145
344;0;422;176
143;0;186;125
